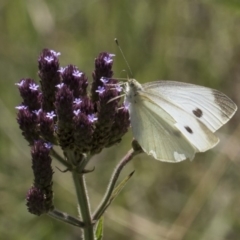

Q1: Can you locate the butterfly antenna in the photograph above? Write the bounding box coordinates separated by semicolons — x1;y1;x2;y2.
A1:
115;38;133;78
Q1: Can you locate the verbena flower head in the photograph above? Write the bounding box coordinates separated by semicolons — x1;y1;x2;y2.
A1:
16;49;130;215
26;140;54;215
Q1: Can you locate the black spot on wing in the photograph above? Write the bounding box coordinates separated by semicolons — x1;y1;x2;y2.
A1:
193;108;203;118
185;126;193;134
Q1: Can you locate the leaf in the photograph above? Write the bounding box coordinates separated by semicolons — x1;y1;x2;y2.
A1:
112;171;134;200
103;170;135;212
95;217;104;240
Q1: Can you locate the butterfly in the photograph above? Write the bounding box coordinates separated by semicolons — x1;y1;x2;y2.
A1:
124;79;237;162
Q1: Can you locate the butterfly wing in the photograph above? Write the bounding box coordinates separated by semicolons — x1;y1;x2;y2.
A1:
128;95;197;162
137;90;220;154
126;79;237;162
143;81;237;132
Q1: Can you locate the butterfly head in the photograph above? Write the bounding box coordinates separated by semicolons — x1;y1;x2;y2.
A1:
124;79;143;104
127;79;143;94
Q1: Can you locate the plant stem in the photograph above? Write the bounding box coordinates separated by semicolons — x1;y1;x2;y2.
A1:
48;208;84;227
50;148;70;168
72;170;94;240
92;146;142;221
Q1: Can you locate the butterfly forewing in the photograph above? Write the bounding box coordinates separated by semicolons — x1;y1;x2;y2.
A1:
142;81;237;132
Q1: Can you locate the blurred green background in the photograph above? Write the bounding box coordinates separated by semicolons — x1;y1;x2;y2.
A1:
1;0;240;239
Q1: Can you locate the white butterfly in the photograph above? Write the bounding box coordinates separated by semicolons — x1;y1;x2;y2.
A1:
124;79;237;162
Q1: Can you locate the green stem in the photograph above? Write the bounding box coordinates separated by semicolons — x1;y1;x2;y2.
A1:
50;148;70;168
92;146;142;221
48;208;84;227
77;154;92;173
72;170;94;240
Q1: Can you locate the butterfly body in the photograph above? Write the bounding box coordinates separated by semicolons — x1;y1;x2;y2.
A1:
125;79;237;162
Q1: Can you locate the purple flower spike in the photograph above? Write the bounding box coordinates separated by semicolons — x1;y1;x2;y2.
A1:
27;140;54;215
15;49;132;218
91;52;115;102
38;48;61;112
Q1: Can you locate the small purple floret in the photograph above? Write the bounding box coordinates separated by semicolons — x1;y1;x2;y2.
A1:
73;98;82;105
103;53;115;64
29;83;39;91
15;79;25;87
33;109;42;115
58;67;66;74
73;109;81;116
46;111;56;119
50;50;61;57
44;56;54;63
16;105;28;110
96;86;105;94
100;77;109;84
88;114;98;123
44;142;53;149
72;70;83;78
56;83;64;89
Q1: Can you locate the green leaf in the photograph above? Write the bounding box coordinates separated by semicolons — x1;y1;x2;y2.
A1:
95;217;104;240
111;171;135;201
103;170;135;212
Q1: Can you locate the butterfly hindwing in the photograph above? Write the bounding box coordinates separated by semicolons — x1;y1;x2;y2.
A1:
129;95;197;162
138;90;220;153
